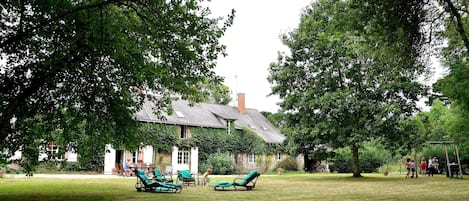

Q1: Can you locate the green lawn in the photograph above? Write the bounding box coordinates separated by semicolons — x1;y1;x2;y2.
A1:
1;173;468;201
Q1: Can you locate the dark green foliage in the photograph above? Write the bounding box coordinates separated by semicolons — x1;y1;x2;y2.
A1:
191;127;236;163
268;0;427;177
330;158;353;173
138;123;178;153
191;126;285;172
235;127;265;154
265;144;288;155
401;99;469;170
200;153;234;175
330;141;391;173
275;156;298;171
0;0;234;169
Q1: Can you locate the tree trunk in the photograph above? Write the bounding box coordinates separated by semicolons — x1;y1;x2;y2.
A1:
352;144;362;177
304;151;314;172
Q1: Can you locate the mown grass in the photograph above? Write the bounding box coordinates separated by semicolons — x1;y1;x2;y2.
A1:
1;173;468;201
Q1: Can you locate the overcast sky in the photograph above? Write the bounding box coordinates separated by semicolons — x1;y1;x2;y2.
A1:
207;0;313;112
206;0;448;113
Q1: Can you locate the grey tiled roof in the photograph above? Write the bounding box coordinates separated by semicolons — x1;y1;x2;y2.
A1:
135;100;285;144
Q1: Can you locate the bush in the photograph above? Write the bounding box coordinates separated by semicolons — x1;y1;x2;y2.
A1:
276;156;298;171
200;153;233;175
330;141;391;173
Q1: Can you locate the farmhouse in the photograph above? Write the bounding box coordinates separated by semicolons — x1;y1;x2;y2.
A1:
104;93;291;175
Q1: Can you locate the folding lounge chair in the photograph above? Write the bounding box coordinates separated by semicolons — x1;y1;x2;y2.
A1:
153;169;173;183
177;169;196;186
213;170;261;191
134;169;182;193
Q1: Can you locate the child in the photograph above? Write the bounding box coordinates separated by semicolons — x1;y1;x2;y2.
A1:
410;159;416;178
405;158;411;178
433;157;439;174
427;156;434;177
420;158;426;175
202;168;212;185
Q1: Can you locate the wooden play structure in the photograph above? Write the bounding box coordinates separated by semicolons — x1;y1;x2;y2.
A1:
425;141;463;179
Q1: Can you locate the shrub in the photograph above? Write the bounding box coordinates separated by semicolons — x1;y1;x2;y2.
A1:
330;158;353;173
201;153;233;175
330;141;391;173
276;156;298;171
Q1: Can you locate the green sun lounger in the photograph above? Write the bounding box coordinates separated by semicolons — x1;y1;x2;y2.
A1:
153;169;173;183
177;169;196;186
134;169;182;193
213;170;260;191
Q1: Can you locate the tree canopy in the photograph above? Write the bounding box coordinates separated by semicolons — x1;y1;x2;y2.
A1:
0;0;234;166
268;0;427;177
200;81;232;105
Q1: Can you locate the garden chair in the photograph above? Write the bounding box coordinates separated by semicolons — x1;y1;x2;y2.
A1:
213;170;260;191
177;169;196;186
134;169;182;193
153;169;173;183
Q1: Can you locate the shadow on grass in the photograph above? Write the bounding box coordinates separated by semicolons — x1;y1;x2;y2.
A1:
274;173;423;183
0;193;111;201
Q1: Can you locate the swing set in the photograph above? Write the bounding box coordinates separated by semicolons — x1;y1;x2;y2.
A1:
425;141;463;179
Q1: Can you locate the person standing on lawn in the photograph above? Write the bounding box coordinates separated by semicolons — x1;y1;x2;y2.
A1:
427;156;434;177
410;159;416;178
405;158;411;178
420;157;427;176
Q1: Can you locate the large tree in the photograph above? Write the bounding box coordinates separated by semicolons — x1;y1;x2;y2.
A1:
0;0;233;165
268;0;427;177
434;0;469;109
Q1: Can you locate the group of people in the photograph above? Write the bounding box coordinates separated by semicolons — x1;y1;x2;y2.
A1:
420;156;439;176
406;156;439;178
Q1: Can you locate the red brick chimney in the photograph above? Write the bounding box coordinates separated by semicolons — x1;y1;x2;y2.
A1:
237;93;246;114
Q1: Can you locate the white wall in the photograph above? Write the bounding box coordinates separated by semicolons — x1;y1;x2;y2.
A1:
190;147;198;174
65;152;78;162
104;144;116;175
171;146;181;174
8;150;22;161
143;145;153;164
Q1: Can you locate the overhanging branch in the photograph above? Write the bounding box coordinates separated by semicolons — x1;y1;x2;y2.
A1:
443;0;469;54
0;0;122;48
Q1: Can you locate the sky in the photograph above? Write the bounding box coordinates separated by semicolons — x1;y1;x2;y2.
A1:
206;0;313;112
206;0;447;113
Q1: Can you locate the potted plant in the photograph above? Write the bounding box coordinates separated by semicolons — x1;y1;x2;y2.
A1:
383;160;390;176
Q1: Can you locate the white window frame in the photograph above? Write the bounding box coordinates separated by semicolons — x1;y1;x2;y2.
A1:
248;153;256;164
277;153;282;161
177;148;190;165
47;141;63;160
